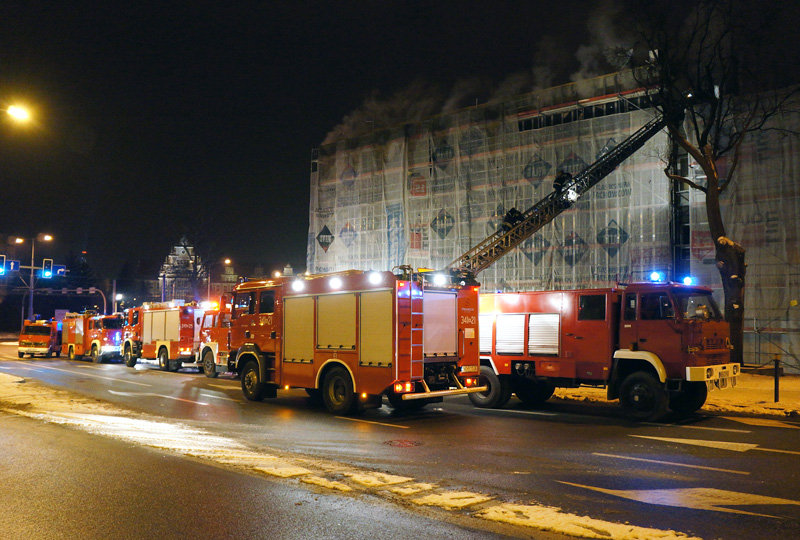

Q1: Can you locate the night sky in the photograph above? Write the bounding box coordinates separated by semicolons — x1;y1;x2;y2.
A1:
5;1;789;281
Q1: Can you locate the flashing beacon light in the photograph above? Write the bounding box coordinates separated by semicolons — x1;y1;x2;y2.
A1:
329;276;343;290
291;280;305;292
432;273;447;287
682;276;694;286
368;271;383;285
650;271;665;282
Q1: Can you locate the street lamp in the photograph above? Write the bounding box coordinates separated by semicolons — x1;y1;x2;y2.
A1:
6;105;31;122
115;293;124;312
14;234;54;321
207;257;232;300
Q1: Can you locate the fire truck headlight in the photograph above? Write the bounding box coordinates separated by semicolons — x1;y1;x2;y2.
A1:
368;272;383;285
329;277;343;290
291;280;305;292
432;274;447;287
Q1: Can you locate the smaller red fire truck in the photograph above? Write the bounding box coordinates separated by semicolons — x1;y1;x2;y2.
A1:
196;295;232;378
63;312;124;363
121;302;203;371
475;281;738;420
197;269;484;414
18;319;62;358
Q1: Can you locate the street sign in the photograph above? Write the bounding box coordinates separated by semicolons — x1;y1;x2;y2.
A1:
53;264;66;276
9;260;20;271
76;287;83;294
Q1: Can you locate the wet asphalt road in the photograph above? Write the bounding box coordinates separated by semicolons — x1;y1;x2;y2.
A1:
1;349;799;539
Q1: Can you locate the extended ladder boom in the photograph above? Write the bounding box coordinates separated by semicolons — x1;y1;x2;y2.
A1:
449;114;666;276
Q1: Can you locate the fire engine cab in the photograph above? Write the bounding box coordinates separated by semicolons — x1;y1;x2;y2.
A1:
63;312;123;363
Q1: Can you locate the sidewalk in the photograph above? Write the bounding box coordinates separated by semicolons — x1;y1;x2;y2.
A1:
2;337;799;418
552;372;800;419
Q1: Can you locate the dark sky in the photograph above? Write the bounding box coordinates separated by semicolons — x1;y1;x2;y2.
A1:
0;1;631;279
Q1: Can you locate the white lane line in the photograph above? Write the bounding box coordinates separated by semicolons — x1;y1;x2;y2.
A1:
18;362;152;387
475;408;558;417
108;389;208;405
592;452;750;475
631;434;800;455
335;416;409;429
199;392;238;402
643;422;751;434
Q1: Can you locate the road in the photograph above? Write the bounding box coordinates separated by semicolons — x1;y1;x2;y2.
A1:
1;346;799;539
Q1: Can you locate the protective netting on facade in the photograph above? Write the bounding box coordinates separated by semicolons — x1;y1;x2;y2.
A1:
689;103;800;370
308;91;671;292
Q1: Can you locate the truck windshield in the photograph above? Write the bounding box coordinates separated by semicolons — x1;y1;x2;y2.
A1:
102;318;124;329
22;325;52;336
675;292;722;321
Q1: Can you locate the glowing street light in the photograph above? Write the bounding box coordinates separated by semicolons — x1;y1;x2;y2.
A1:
207;257;232;300
14;234;54;321
5;105;31;122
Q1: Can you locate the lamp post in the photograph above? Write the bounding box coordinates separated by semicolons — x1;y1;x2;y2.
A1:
14;234;53;321
115;293;123;313
207;258;231;300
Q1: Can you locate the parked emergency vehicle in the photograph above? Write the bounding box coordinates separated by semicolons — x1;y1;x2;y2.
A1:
63;312;124;362
121;302;203;371
18;319;62;358
197;269;484;414
474;282;738;420
196;295;232;378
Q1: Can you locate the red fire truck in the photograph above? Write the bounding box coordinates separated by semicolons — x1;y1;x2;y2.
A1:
474;282;738;420
197;269;484;414
18;319;62;358
196;295;232;378
63;312;124;363
121;302;203;371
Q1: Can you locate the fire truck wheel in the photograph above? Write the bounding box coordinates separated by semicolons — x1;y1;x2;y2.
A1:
124;346;137;368
322;366;357;415
17;352;23;358
158;348;169;371
202;351;219;378
469;365;512;408
241;361;266;401
514;379;555;406
619;371;668;421
669;381;708;416
54;349;61;358
305;388;322;404
91;345;101;363
68;347;75;361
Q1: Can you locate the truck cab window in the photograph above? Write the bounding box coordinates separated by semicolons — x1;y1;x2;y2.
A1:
578;294;605;320
259;290;275;314
640;293;674;320
132;311;139;325
232;292;254;318
624;293;637;320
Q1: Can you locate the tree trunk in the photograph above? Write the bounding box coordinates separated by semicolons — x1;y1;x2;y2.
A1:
715;240;746;364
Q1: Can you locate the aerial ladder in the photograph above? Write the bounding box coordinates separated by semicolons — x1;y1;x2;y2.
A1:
448;114;666;279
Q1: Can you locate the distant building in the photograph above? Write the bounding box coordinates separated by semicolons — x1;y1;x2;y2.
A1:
147;237;237;302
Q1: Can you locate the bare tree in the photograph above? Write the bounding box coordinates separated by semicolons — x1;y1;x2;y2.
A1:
628;0;800;363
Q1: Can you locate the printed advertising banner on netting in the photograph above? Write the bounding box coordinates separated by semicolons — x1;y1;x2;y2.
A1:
689;106;800;369
308;107;671;292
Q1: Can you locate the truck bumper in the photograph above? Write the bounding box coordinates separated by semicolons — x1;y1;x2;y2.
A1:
401;385;488;400
685;362;739;390
18;347;49;355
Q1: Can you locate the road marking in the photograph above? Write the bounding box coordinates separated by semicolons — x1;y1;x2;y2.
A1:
199;392;238;402
344;471;413;487
631;435;800;455
302;475;352;491
335;416;409;429
722;416;800;429
108;389;208;405
643;421;751;434
18;362;152;387
206;383;238;389
592;452;749;475
559;482;800;518
474;408;558;417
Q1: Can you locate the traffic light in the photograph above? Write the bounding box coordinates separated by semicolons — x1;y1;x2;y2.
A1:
0;254;5;276
42;258;53;278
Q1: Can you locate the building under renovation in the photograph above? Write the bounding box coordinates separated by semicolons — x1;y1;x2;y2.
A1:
307;70;800;371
